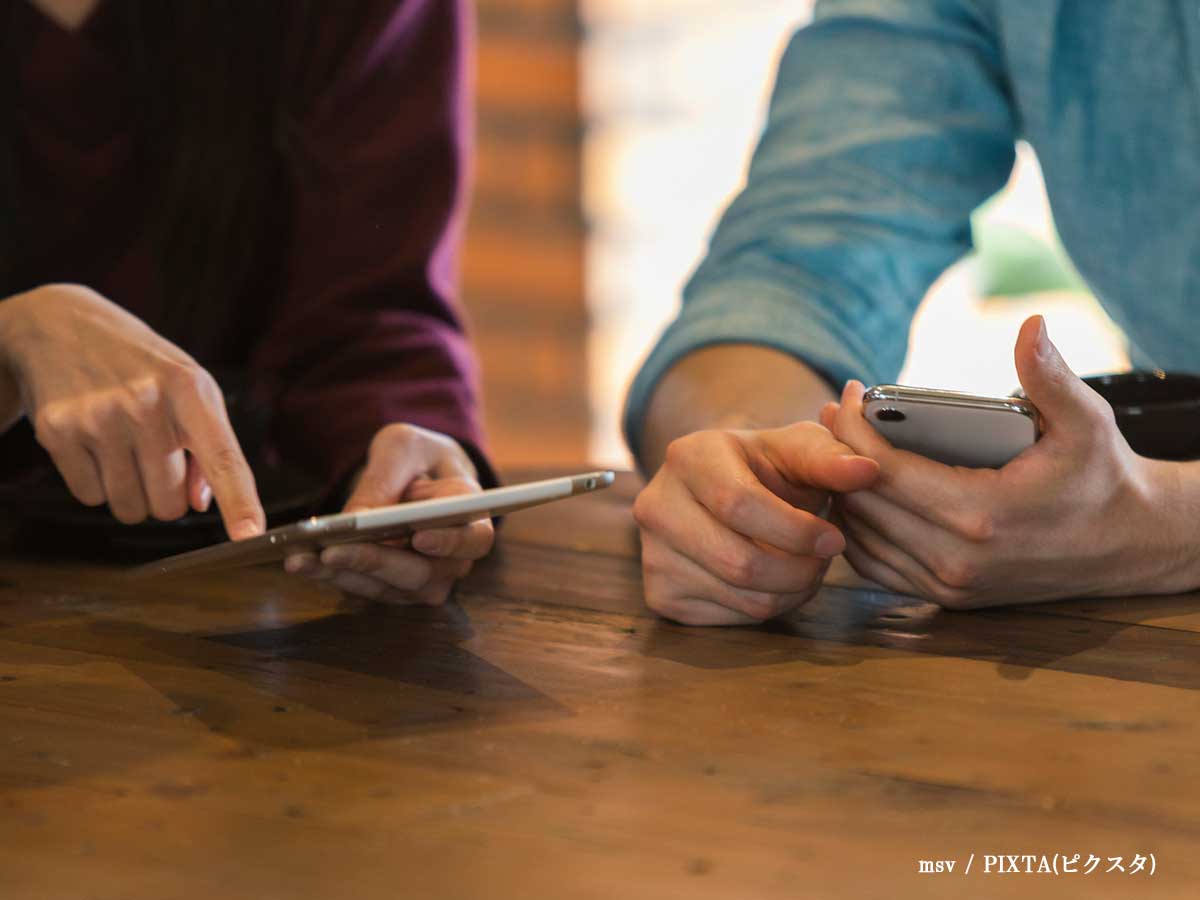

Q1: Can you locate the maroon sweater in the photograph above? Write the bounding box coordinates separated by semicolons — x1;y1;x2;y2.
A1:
0;0;491;494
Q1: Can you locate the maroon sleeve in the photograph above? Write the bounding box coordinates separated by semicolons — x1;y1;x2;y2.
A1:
250;0;493;492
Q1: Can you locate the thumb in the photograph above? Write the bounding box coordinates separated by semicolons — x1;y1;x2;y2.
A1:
342;425;473;512
763;421;880;494
1014;315;1110;435
343;433;427;513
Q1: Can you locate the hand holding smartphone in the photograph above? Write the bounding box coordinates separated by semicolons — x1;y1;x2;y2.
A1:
130;471;615;578
862;385;1040;468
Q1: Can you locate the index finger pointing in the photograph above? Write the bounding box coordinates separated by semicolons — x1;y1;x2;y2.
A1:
168;369;264;540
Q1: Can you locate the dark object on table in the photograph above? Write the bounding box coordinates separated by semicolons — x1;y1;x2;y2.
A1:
1082;370;1200;460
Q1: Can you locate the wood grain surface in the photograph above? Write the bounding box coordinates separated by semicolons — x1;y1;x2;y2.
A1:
1;472;1197;899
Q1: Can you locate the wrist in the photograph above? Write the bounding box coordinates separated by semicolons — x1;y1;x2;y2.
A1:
1132;456;1200;594
637;345;836;475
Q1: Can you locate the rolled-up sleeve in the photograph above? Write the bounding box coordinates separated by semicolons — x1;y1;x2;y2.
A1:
624;0;1018;459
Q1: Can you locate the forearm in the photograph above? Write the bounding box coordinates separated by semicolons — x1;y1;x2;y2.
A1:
636;344;838;474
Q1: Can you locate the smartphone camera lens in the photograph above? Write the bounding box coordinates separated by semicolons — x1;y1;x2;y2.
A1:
875;408;906;423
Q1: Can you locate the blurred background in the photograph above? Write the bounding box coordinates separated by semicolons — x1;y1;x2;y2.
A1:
465;0;1129;472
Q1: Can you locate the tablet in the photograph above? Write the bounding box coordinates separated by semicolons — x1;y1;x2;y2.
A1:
129;470;615;578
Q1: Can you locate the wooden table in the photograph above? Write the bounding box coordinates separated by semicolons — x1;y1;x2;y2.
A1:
1;472;1197;899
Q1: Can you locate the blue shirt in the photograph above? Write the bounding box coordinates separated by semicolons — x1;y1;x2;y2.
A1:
624;0;1200;457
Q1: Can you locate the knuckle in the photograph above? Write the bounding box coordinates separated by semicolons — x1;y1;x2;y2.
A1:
75;408;122;448
122;378;166;427
150;493;189;522
77;488;106;508
191;366;221;400
931;553;979;592
32;404;77;447
67;476;106;506
927;582;975;610
373;422;418;453
712;429;750;462
664;430;718;468
109;502;147;525
84;393;122;430
707;483;748;524
638;487;676;535
638;540;669;579
735;592;781;622
165;361;198;392
170;362;221;402
952;509;995;543
631;487;660;531
648;596;696;625
125;375;164;411
713;542;759;588
662;436;691;470
641;568;684;619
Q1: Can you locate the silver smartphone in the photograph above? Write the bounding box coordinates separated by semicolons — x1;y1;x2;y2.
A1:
129;470;615;578
862;385;1040;468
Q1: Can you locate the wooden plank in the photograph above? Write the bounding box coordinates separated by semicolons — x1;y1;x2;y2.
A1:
4;476;1196;898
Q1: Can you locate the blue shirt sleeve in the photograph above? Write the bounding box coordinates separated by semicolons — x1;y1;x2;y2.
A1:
623;0;1018;461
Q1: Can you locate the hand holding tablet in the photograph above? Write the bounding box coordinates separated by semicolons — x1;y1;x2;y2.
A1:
130;471;615;578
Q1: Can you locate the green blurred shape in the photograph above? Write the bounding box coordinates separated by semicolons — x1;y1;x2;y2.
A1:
970;204;1088;299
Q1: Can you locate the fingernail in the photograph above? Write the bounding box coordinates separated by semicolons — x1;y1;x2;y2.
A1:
1035;317;1052;359
231;519;263;541
283;556;306;575
815;531;845;558
323;547;353;568
199;483;212;511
